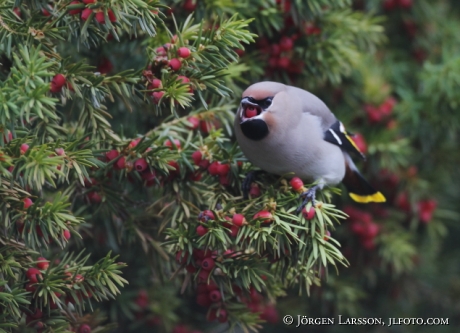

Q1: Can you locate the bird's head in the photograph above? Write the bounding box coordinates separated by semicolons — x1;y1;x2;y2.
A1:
236;81;292;141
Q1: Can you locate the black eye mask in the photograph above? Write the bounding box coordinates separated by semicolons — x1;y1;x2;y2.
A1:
243;97;274;110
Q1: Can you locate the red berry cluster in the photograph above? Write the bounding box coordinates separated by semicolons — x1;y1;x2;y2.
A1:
143;38;194;105
207;160;232;186
50;74;66;93
383;0;413;11
104;138;158;187
71;1;117;24
23;259;94;331
363;96;397;125
257;34;303;75
395;192;437;224
186;116;221;136
344;206;380;250
182;0;198;12
417;199;437;224
238;286;279;324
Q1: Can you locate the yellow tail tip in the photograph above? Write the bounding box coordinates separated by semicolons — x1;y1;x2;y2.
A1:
349;192;386;204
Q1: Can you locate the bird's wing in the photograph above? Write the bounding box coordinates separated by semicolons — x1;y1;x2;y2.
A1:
288;86;337;130
323;120;366;160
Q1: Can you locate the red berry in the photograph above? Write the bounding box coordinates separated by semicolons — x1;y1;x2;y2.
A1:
78;324;92;333
361;237;376;250
186;116;200;130
152;91;164;104
352;133;367;154
260;305;279;324
229;225;239;237
380;97;397;116
167;161;180;178
199;120;217;134
3;131;13;143
232;214;246;227
209;290;221;302
193;249;206;259
52;74;66;88
134;158;148;172
206;280;219;291
363;223;380;238
398;0;412;9
141;169;156;181
68;1;83;15
50;81;62;93
324;230;331;241
87;191;102;203
253;210;273;223
150;78;162;89
207;161;220;176
305;23;321;35
196;225;208;236
279;36;294;51
217;309;228;323
290;177;304;191
81;8;93;21
26;267;42;283
135;289;149;308
63;229;71;240
23;198;33;209
42;7;52;17
364;104;383;123
31;308;43;319
36;257;49;270
418;199;437;223
183;0;197;12
191;150;203;165
95;11;105;24
277;57;290;69
196;293;212;307
164;139;181;150
177;75;190;83
169;58;181;71
249;184;261;198
156;46;167;56
175;250;189;264
201;257;215;271
302;206;316;220
105;149;119;161
217;163;230;176
383;0;397;11
244;105;258;118
20;143;29;154
113;156;125;169
25;283;37;293
108;9;116;22
177;47;191;58
55;148;65;156
198;210;215;222
13;7;21;18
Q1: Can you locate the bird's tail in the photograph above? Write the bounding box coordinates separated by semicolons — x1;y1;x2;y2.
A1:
342;154;386;204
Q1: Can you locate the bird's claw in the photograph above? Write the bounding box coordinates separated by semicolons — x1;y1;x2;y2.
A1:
242;171;262;199
296;185;319;213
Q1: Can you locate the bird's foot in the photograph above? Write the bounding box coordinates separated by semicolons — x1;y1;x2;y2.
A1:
296;185;321;213
242;170;263;199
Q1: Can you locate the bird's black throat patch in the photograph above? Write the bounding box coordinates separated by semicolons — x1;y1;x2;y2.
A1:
240;119;269;141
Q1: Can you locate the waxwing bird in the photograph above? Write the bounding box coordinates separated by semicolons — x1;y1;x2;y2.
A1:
234;81;386;207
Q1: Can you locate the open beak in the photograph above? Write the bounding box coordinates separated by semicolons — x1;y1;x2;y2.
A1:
240;98;262;123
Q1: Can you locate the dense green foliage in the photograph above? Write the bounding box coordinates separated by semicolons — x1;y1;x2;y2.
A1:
1;0;459;333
